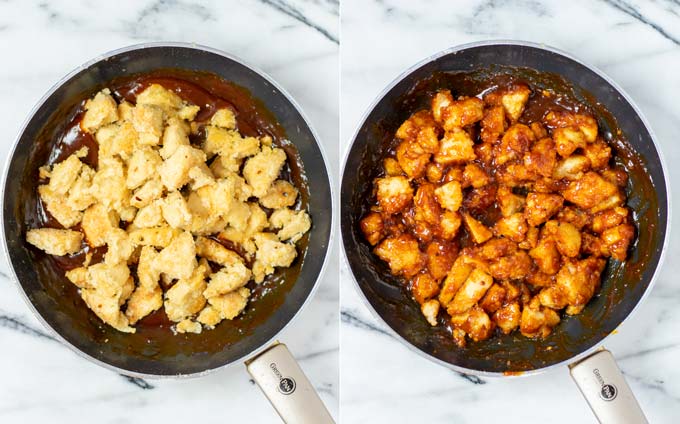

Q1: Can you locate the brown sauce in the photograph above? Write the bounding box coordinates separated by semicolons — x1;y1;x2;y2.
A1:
30;69;310;333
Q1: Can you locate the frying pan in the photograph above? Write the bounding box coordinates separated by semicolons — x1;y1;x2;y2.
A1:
341;40;670;423
2;43;334;423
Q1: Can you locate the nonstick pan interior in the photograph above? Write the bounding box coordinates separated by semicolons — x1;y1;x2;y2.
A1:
341;42;668;374
3;44;332;376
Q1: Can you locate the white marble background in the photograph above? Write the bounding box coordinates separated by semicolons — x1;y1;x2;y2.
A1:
340;0;680;423
0;0;338;423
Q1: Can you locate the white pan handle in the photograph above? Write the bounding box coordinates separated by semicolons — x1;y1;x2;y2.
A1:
569;348;648;423
245;342;335;424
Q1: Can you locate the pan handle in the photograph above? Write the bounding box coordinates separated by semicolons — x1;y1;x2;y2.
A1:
245;342;335;424
569;348;648;423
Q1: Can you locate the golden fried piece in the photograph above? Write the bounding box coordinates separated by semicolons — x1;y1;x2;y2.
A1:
555;257;606;307
462;213;492;244
524;192;563;226
438;256;474;307
493;213;528;242
544;220;581;258
498;84;531;122
375;176;413;214
553;155;591;180
432;91;484;130
434;180;462;212
396;139;430;179
413;183;441;225
529;234;561;275
590;207;628;233
462;164;490;188
374;234;425;278
425;240;457;280
396;110;439;154
545;111;598;143
434;128;476;165
421;299;440;326
438;210;462;240
383;158;404;176
553;127;586;158
360;212;384;246
459;305;495;342
447;268;493;315
26;228;83;256
601;224;634;261
479;283;506;314
520;297;560;338
488;249;532;281
495;123;535;165
479;106;506;144
496;186;525;217
523;138;557;177
493;302;521;334
411;272;440;304
583;138;611;170
562;172;620;211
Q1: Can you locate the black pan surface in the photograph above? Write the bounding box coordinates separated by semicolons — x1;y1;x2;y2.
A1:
341;42;668;374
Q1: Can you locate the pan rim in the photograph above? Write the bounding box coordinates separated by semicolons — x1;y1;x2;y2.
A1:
340;39;672;378
1;41;336;379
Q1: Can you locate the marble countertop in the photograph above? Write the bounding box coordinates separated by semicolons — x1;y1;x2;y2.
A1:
340;0;680;423
0;0;338;423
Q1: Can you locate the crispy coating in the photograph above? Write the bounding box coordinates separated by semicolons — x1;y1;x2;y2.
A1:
375;176;413;214
525;192;563;227
374;234;425;278
434;128;476;165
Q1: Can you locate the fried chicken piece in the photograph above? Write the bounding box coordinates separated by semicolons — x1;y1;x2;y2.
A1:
462;213;492;244
360;212;384;246
426;240;457;280
374;234;425;278
434;180;462;212
479;283;506;314
562;172;620;211
462;163;490;188
446;268;493;315
601;224;635;261
545;111;598;143
555;257;607;307
421;299;440;327
590;207;628;233
495;123;535;165
396;139;430;179
524;192;563;226
544;220;581;258
493;213;528;242
529;234;561;275
493;302;521;334
438;256;474;307
434;128;476;165
432;91;484;130
411;272;440;304
553;155;591;180
524;137;557;178
520;297;560;338
479;105;506;144
496;186;525;217
375;176;413;214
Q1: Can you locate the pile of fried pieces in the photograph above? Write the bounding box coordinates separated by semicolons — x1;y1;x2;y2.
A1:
27;84;311;334
361;83;634;347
